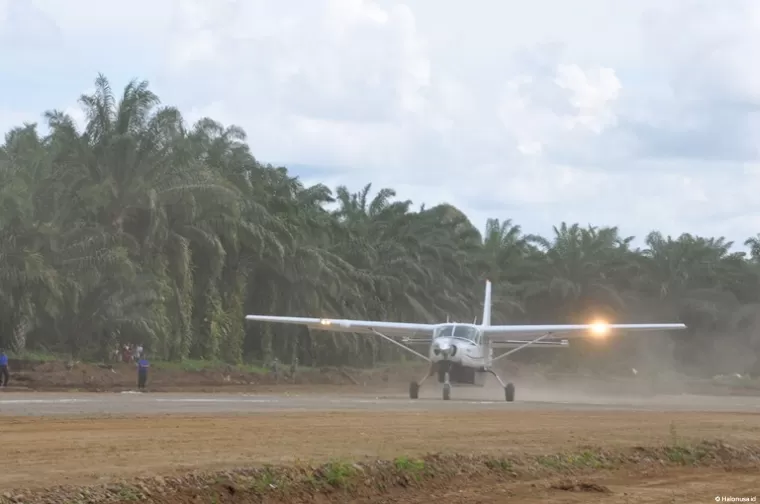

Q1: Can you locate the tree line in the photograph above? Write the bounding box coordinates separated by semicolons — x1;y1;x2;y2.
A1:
1;74;758;376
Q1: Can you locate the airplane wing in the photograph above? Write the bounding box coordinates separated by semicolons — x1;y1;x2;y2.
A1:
482;323;686;340
490;339;569;349
244;315;437;338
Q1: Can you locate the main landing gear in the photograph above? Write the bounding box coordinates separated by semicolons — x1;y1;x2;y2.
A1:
409;380;420;399
505;382;515;402
408;364;516;402
489;368;515;402
409;364;432;400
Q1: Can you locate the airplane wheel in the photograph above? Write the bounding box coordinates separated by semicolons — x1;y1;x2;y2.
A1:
409;381;419;399
505;382;515;402
443;383;451;401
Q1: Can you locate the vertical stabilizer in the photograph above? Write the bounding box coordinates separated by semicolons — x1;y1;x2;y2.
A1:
482;279;492;327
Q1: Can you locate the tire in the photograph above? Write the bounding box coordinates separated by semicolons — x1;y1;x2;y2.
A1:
505;382;515;402
443;383;451;401
409;381;419;399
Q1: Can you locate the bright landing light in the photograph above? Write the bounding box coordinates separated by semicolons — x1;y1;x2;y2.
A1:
590;321;609;336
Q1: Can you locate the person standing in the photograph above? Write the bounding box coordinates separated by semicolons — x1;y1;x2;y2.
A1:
0;350;8;388
137;355;149;391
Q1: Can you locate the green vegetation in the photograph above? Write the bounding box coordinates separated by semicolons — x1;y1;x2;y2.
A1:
317;460;359;489
12;441;760;503
2;74;760;376
393;455;426;473
536;450;611;470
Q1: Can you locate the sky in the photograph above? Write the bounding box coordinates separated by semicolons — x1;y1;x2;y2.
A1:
1;0;760;249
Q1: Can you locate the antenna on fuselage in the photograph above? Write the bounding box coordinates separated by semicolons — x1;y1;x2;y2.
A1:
446;314;450;323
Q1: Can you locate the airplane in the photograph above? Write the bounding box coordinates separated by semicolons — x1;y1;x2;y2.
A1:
245;280;687;402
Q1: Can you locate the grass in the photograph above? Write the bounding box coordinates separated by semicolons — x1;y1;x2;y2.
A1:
250;464;285;493
663;422;715;465
535;450;611;470
321;460;359;488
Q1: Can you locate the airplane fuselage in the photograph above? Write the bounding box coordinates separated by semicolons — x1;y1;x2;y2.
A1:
426;324;491;387
428;335;486;368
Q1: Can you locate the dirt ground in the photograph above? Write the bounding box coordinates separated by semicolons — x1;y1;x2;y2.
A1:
8;358;760;397
8;359;373;391
373;469;760;503
4;359;760;502
2;410;760;502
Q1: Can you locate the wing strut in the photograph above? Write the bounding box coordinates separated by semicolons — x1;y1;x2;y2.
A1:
371;329;431;362
491;332;555;362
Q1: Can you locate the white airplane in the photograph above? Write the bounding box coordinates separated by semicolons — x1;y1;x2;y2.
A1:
245;280;687;401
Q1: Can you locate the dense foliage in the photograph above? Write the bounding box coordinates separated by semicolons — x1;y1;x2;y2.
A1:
2;75;759;376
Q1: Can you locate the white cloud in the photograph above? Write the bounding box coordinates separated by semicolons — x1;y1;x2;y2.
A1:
642;0;760;104
2;0;760;248
498;62;622;157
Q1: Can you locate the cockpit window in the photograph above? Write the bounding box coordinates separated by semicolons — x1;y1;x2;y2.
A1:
437;325;454;337
435;324;479;342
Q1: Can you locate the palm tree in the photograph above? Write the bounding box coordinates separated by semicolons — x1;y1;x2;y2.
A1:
0;125;61;352
522;223;633;322
5;71;760;377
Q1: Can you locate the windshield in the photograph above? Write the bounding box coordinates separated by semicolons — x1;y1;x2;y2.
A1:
435;324;479;342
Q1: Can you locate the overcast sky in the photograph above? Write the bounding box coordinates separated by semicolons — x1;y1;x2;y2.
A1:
2;0;759;249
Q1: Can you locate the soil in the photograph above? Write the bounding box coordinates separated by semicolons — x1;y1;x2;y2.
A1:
3;359;760;503
2;410;760;502
8;358;760;397
367;468;760;503
7;359;383;392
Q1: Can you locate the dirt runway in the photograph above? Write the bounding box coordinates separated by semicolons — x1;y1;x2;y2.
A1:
1;389;759;502
1;402;759;495
1;387;760;416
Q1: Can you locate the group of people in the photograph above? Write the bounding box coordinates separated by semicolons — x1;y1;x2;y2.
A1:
0;348;148;391
113;343;144;363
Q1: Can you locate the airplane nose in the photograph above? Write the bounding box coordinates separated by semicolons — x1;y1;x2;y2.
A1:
433;341;446;356
433;340;455;358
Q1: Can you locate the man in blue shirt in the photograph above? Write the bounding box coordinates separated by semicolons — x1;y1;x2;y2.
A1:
136;355;149;390
0;350;9;387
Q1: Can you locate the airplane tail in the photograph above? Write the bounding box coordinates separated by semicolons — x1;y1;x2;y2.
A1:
482;279;492;327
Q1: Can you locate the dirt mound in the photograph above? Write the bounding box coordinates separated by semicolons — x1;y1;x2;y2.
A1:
9;359;405;392
6;441;760;503
550;479;611;493
7;357;760;398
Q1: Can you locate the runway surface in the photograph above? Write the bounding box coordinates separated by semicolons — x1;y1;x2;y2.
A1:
1;390;759;415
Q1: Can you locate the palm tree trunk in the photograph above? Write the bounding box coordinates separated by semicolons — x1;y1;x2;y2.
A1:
11;314;30;353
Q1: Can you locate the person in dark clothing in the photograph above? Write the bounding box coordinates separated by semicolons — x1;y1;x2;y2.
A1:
137;355;149;390
0;350;9;388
